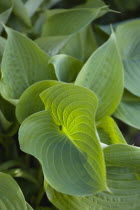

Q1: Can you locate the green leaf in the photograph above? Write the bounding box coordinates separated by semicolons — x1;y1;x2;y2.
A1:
114;90;140;129
75;32;124;121
16;80;61;123
45;167;140;210
19;84;108;196
26;203;33;210
49;54;83;82
36;25;97;62
0;27;56;104
75;0;106;8
0;7;12;34
42;6;109;36
25;0;44;17
116;19;140;97
97;116;127;145
104;144;140;170
13;0;31;27
0;172;33;210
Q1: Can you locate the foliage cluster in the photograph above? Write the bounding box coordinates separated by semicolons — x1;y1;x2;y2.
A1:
0;0;140;209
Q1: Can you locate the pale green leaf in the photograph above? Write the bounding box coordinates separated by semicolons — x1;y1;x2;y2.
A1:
36;36;70;56
41;0;61;10
36;25;97;62
49;54;83;82
114;90;140;129
116;19;140;97
0;27;56;104
13;0;31;27
97;116;126;145
104;144;140;170
42;6;109;36
16;80;61;123
25;0;44;17
59;25;97;62
19;84;108;196
0;172;31;210
45;167;140;210
75;32;124;121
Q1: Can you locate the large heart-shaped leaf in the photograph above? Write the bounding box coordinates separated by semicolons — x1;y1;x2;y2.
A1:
116;19;140;97
0;172;33;210
75;32;124;121
45;166;140;210
0;27;56;104
114;90;140;129
19;84;108;196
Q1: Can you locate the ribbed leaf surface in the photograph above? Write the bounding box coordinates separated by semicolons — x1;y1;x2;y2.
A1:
45;167;140;210
75;32;124;121
19;84;107;196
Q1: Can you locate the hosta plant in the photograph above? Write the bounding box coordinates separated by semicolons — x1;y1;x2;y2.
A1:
0;0;140;209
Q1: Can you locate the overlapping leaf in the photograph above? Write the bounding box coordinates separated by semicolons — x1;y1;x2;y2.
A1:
19;84;108;196
45;167;140;210
13;0;31;27
0;27;56;104
97;116;126;145
75;32;124;121
0;8;12;34
25;0;44;17
42;5;109;36
114;90;140;129
16;80;61;123
104;144;140;170
116;19;140;97
36;25;97;62
0;172;33;210
49;54;83;82
0;94;18;135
